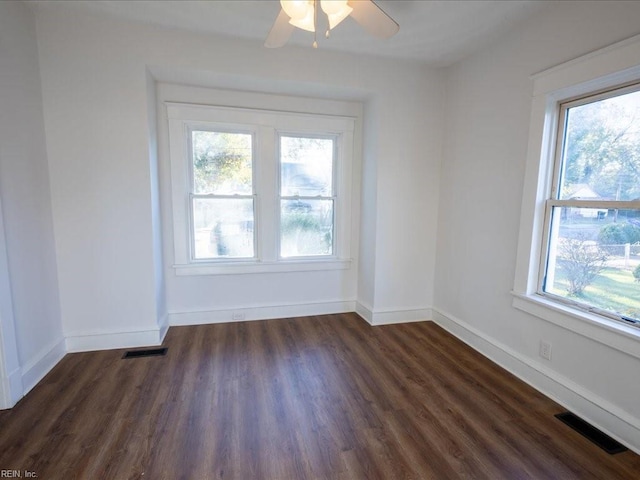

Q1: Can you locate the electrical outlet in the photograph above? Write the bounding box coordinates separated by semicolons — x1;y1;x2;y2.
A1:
539;341;552;360
232;312;246;321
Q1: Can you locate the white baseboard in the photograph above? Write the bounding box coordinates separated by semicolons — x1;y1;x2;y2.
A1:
20;337;66;396
6;365;23;407
354;301;372;323
355;302;431;326
65;326;165;353
158;313;170;344
4;317;169;407
431;308;640;455
169;300;356;326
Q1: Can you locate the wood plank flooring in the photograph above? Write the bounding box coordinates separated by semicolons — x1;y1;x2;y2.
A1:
1;313;639;479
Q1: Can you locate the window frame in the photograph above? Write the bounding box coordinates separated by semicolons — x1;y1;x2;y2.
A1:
166;102;355;276
277;132;338;259
187;125;258;262
536;84;640;324
512;33;640;358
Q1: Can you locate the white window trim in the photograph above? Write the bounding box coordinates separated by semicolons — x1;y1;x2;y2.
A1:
166;102;355;275
513;34;640;358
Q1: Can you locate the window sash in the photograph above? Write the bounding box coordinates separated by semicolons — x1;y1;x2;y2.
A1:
187;127;256;262
539;201;640;291
187;127;255;196
538;203;640;326
279;198;336;258
189;194;257;261
549;82;640;201
278;133;338;194
277;133;338;259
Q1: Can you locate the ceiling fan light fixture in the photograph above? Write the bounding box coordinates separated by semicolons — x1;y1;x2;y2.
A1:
266;0;399;49
288;5;316;32
319;0;347;15
280;0;311;20
321;0;352;29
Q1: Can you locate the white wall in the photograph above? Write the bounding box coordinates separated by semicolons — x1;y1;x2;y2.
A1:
33;5;443;338
435;1;640;451
0;0;64;405
35;8;167;351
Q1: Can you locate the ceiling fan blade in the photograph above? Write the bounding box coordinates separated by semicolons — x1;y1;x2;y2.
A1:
265;9;295;48
348;0;399;39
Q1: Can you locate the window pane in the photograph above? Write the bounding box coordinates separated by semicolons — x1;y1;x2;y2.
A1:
193;198;254;259
544;206;640;320
559;89;640;201
192;131;252;195
280;200;333;257
280;136;333;196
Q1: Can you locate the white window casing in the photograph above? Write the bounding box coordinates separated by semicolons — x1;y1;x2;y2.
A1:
166;102;355;275
513;34;640;358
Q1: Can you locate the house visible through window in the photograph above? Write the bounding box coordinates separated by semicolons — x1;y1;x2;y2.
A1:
541;84;640;323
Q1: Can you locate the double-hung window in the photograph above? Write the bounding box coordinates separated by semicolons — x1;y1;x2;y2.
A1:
279;134;336;257
166;103;354;275
541;85;640;324
513;35;640;346
190;129;255;260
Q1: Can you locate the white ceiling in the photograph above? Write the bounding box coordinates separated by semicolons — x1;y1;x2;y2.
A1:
27;0;551;66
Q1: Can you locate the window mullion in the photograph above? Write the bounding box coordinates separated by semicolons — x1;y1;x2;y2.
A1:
257;126;278;262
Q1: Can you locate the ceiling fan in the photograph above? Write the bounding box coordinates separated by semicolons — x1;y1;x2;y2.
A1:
265;0;399;49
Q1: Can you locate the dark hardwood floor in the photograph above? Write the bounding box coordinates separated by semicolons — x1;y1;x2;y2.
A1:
1;313;638;479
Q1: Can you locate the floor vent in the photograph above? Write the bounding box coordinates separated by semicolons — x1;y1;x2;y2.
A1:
555;412;628;454
122;347;168;359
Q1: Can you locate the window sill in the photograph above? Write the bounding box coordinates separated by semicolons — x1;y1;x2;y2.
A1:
173;258;352;276
511;292;640;360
